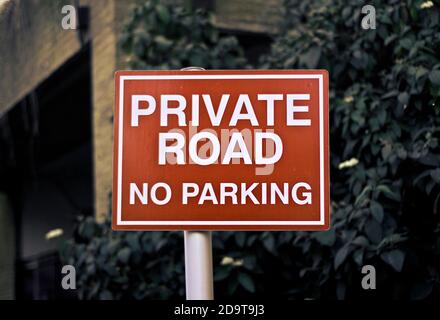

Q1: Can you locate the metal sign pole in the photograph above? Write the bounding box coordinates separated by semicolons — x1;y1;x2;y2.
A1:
180;67;214;300
184;231;214;300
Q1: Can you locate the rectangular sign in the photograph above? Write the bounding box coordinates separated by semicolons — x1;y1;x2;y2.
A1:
113;70;329;230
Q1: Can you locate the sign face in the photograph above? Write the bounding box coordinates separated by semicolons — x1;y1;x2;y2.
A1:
113;70;329;230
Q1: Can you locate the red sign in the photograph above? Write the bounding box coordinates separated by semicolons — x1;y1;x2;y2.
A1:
113;70;329;230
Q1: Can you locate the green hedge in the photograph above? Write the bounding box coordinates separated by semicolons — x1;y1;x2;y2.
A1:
119;0;247;69
61;0;440;299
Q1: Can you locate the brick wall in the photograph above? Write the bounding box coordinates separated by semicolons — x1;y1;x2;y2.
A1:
90;0;118;222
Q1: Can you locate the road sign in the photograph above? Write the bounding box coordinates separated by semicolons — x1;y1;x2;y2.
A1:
113;70;329;230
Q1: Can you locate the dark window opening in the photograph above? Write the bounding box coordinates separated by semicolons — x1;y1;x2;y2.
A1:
0;45;93;299
233;32;273;66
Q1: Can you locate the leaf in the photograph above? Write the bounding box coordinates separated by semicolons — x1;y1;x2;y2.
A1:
380;249;405;272
399;38;413;50
384;34;397;46
301;46;321;68
334;245;350;269
377;185;401;201
156;4;170;24
117;247;131;264
352;236;369;247
365;219;382;244
214;267;230;281
355;185;372;206
154;35;173;49
381;90;398;99
370;201;384;223
398;92;409;105
415;67;428;79
313;229;336;246
227;277;239;295
377;109;387;125
235;232;246;247
103;263;118;277
430;168;440;183
381;144;392;160
238;273;255;292
352;249;364;266
126;234;141;252
263;234;275;252
243;256;257;270
429;70;440;85
79;218;95;240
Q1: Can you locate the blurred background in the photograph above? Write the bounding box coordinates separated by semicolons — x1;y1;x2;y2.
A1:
0;0;439;300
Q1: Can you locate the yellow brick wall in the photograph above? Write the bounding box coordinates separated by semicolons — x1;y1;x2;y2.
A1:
90;0;117;222
91;0;144;221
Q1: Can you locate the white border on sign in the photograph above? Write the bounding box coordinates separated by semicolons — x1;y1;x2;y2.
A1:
117;74;325;226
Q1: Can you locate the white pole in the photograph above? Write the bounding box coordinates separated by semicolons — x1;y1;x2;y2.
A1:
184;231;214;300
180;67;214;300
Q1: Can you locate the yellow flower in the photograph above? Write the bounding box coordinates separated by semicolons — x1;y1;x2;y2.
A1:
220;256;234;266
45;228;64;240
338;158;359;170
344;96;354;103
420;1;434;9
232;259;244;267
220;256;244;267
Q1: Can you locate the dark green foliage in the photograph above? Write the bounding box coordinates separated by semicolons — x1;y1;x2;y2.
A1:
61;217;185;299
260;0;440;299
120;0;247;69
62;0;440;299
